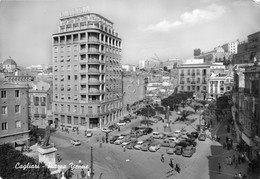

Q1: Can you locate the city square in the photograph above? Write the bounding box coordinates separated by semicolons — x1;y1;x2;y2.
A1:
1;1;260;179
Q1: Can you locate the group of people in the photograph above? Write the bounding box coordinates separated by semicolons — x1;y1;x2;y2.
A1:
161;154;181;174
233;172;247;179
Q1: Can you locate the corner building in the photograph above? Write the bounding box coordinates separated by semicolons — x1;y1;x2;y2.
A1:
52;8;123;130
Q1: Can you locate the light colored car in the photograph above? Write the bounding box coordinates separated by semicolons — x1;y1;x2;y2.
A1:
117;120;126;126
180;134;189;140
134;141;144;150
152;132;165;139
86;131;93;137
102;127;112;133
182;146;196;157
198;133;207;141
149;142;161;152
168;137;180;143
114;136;125;145
173;130;181;138
70;139;81;146
166;147;176;155
121;140;131;146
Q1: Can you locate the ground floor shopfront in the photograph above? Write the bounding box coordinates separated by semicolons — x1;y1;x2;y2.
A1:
53;109;122;130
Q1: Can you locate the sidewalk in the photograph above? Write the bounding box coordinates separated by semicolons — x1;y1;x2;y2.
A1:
211;115;259;179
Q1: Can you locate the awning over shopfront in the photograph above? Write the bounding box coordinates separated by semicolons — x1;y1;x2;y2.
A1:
242;133;255;147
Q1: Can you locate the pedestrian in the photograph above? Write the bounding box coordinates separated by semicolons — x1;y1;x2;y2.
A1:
169;158;174;168
84;130;87;137
238;154;241;164
238;172;242;179
77;127;79;135
61;127;63;132
123;145;126;152
234;159;238;169
230;138;233;149
175;163;180;173
234;173;238;179
161;154;165;163
218;163;221;174
229;156;232;165
233;155;236;164
226;136;229;143
226;157;229;165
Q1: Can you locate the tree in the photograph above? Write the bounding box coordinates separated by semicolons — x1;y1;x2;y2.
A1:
161;92;193;110
139;106;156;117
190;103;201;113
194;48;201;56
0;144;57;179
176;110;195;122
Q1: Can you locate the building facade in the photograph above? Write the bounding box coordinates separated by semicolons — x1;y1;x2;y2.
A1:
29;81;52;128
0;83;30;145
208;73;233;99
52;8;123;130
177;63;211;100
232;31;260;64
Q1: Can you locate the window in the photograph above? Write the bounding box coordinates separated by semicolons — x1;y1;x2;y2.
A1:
88;106;93;114
15;105;20;113
74;65;78;71
67;46;71;52
35;107;39;114
187;86;190;91
1;106;7;114
42;108;45;114
1;91;7;98
67;105;71;112
2;122;8;130
67;65;71;71
15;90;20;98
80;117;86;126
68;75;71;80
61;104;64;112
81;106;84;114
74;117;79;125
74;75;78;80
61;115;65;123
67;116;72;124
15;121;21;128
75;85;78;91
55;104;58;111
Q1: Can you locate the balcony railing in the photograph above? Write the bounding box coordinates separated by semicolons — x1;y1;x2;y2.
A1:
191;73;195;76
41;114;47;118
34;114;40;117
88;69;99;73
180;73;184;76
34;102;39;106
191;81;196;84
41;102;46;106
202;81;207;84
88;59;100;63
180;81;184;84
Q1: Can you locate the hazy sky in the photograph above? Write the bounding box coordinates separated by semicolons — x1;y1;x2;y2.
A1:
1;0;260;67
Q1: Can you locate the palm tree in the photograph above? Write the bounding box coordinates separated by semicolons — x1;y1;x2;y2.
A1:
190;103;202;113
176;110;195;121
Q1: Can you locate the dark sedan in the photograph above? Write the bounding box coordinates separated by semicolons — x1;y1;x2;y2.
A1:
191;131;199;138
126;141;138;149
143;127;153;135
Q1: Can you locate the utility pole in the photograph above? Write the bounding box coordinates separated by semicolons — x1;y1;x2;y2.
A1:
90;146;94;179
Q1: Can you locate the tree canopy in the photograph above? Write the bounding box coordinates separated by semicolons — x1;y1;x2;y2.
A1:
0;144;57;179
162;92;193;110
176;110;195;122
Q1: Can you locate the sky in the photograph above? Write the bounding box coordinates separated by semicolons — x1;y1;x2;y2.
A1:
1;0;260;67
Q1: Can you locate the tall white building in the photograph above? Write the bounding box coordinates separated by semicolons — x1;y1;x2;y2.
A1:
138;60;146;69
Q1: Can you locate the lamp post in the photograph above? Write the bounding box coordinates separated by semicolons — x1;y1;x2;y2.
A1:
89;146;94;179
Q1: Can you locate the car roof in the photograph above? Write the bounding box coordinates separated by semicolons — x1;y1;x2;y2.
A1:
175;130;181;132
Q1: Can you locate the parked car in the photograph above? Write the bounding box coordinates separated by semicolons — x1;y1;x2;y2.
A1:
143;127;153;135
123;117;131;123
175;146;183;155
198;133;207;141
166;147;176;155
108;124;119;131
110;135;119;144
141;141;152;151
121;140;131;147
86;131;93;137
117;120;126;126
160;140;174;148
126;141;138;149
149;142;161;152
152;132;165;139
177;140;189;148
114;136;125;145
70;139;81;146
180;134;189;140
102;127;112;133
168;137;180;143
182;146;196;157
134;141;144;150
173;130;182;138
191;131;199;138
186;138;197;147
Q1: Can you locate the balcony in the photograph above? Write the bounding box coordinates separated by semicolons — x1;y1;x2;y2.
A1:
191;81;196;84
34;114;40;118
180;73;184;76
88;100;101;104
88;68;100;74
88;58;100;64
41;114;47;118
88;90;101;95
202;73;207;76
180;81;184;84
202;81;207;84
191;73;195;76
41;102;46;106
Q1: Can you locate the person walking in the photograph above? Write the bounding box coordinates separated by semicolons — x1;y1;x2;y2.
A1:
238;172;242;179
242;174;247;179
123;145;126;152
234;173;238;179
234;158;238;169
226;157;229;165
161;154;165;163
175;163;180;173
218;163;221;174
229;156;232;165
169;158;174;168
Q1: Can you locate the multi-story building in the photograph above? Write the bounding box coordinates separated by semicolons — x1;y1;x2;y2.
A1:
222;40;239;54
208;72;233;99
29;81;52;128
123;74;145;113
0;83;30;145
52;7;123;130
232;31;260;64
177;63;211;100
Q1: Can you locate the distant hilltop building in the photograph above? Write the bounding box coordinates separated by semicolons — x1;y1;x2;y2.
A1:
2;58;18;73
122;64;136;72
